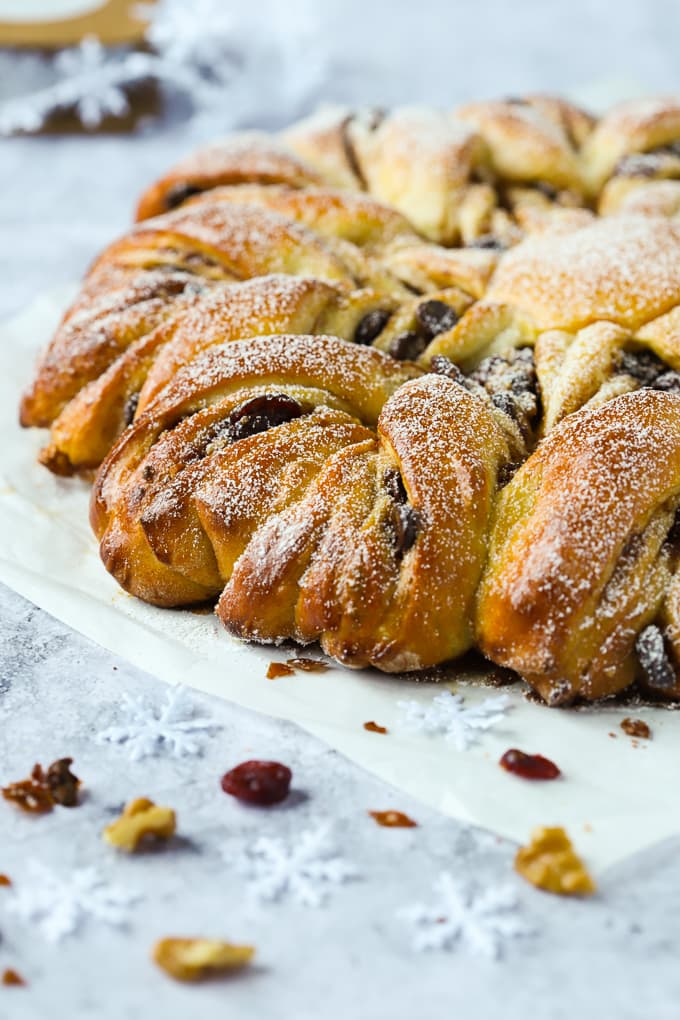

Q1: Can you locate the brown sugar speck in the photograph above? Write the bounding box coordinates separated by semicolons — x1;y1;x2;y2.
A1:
369;810;417;828
364;721;388;734
266;662;295;679
2;969;25;987
621;717;651;739
0;874;11;886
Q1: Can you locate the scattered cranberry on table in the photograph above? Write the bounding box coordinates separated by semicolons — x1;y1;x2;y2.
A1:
499;749;561;780
221;760;292;805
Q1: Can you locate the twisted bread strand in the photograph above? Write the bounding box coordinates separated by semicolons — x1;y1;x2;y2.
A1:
20;94;680;702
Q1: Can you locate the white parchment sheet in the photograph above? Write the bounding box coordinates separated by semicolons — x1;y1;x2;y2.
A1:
1;286;678;872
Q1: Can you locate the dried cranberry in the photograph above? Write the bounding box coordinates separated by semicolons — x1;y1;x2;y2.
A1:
499;749;561;780
221;760;292;805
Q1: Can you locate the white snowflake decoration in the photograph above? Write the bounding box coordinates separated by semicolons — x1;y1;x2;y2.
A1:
138;0;240;82
0;0;328;135
398;872;535;958
95;684;221;761
5;861;142;943
237;824;358;907
397;690;511;751
0;38;156;135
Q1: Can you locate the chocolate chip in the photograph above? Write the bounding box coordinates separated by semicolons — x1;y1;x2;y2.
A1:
164;183;203;210
383;467;420;557
497;461;521;488
354;309;391;346
469;235;506;251
613;154;661;178
636;625;677;690
618;349;666;385
392;504;421;558
429;355;465;384
491;391;520;421
653;371;680;393
383;467;408;504
123;392;139;426
227;393;304;443
388;331;427;362
415;300;459;340
534;181;559;201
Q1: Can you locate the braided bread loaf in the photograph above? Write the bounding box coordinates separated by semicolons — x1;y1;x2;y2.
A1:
21;94;680;704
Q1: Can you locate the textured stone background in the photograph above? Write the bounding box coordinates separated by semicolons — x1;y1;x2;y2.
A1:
1;1;679;1016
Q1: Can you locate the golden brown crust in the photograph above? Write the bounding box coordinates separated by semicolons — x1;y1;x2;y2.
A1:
476;389;680;703
21;95;680;697
135;133;323;220
92;335;507;670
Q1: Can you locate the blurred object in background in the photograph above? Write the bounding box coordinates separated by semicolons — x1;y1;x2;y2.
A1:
0;0;150;47
0;0;327;136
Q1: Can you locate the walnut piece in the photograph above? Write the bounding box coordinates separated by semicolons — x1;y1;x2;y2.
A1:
1;758;81;814
514;826;596;896
103;798;176;852
621;717;651;739
152;937;255;982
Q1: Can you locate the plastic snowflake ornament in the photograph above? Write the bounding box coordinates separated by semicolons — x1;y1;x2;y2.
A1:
398;872;535;958
95;684;221;761
237;824;358;907
397;691;511;751
5;860;142;943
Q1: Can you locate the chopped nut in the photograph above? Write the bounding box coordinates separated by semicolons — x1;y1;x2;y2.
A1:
621;718;651;739
515;826;596;896
44;758;81;806
2;969;25;987
152;937;255;982
0;874;11;886
266;662;295;679
2;775;54;814
1;758;81;814
363;721;388;734
369;810;417;828
103;798;176;852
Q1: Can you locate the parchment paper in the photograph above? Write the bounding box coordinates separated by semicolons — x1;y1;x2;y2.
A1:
1;286;678;871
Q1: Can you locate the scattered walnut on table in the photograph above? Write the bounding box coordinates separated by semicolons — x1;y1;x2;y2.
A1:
1;758;81;814
514;826;596;896
152;937;255;982
621;718;652;739
103;798;176;852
